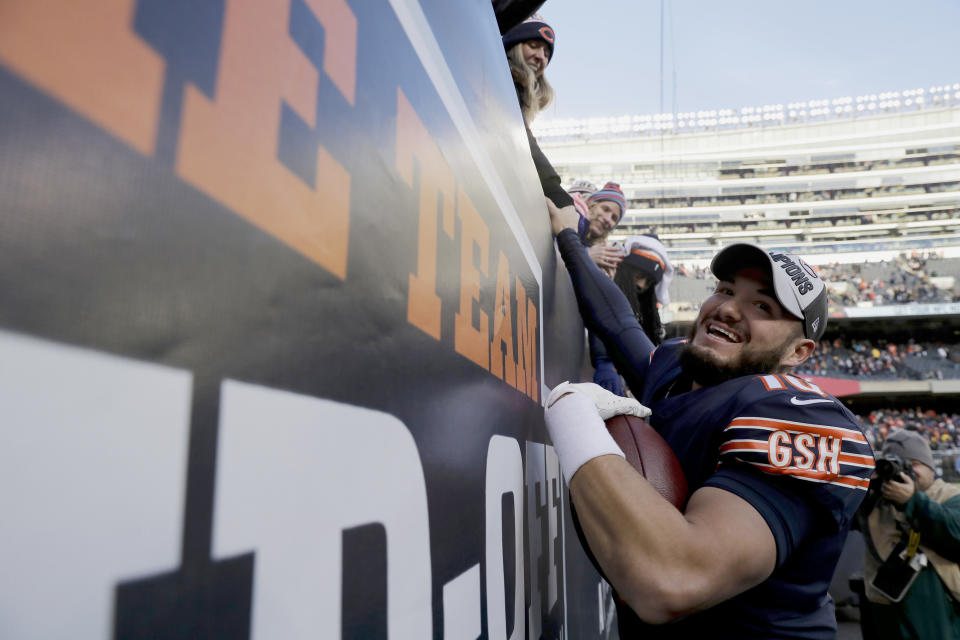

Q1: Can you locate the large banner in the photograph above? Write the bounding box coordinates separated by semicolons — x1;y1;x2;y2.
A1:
0;1;607;638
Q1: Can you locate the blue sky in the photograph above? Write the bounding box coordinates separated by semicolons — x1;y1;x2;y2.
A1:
537;0;960;120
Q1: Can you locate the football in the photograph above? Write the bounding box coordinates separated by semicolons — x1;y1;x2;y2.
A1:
605;414;688;509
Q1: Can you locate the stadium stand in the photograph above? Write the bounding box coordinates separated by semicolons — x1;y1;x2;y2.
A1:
541;86;960;482
860;408;959;452
536;86;960;263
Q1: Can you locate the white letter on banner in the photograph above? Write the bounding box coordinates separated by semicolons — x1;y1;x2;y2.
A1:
0;330;191;639
526;441;563;638
443;564;481;640
545;445;562;610
212;381;432;639
526;441;545;640
485;435;524;640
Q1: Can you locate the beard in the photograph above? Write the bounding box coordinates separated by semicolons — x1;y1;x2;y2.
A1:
679;330;792;387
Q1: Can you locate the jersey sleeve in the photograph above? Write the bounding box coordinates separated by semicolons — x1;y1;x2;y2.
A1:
703;379;875;564
556;229;654;394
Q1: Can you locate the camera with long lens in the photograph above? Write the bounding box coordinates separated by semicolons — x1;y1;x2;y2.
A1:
869;454;916;495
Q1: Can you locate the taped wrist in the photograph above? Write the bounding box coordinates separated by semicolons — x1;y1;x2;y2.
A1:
544;390;624;485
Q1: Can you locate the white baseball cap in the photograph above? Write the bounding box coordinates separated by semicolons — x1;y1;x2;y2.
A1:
710;243;828;341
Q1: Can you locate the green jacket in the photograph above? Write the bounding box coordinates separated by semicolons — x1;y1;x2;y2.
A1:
862;480;960;640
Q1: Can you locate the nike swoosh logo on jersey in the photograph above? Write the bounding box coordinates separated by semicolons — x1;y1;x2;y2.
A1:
790;396;833;406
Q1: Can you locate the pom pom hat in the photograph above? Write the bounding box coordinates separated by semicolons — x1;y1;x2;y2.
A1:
587;182;627;222
502;13;556;61
711;243;829;342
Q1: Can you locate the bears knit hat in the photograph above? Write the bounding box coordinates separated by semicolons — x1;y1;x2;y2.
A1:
621;235;674;305
882;429;936;471
587;182;627;222
502;13;556;61
623;248;665;285
710;243;829;341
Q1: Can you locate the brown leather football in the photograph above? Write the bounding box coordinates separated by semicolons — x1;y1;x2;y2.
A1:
605;414;688;510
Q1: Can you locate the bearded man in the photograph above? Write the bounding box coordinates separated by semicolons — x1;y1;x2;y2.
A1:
542;200;875;639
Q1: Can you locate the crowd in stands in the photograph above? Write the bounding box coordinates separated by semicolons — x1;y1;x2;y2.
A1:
622;207;957;237
860;410;959;452
670;252;959;307
795;338;960;381
818;252;959;306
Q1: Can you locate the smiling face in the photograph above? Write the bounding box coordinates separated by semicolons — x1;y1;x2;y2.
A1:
586;200;621;240
681;267;814;387
520;39;549;77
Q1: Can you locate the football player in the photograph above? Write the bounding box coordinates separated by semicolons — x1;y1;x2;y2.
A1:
544;199;875;639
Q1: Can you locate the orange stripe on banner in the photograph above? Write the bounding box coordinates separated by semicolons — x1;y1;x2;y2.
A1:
0;0;165;155
176;0;356;279
728;417;868;445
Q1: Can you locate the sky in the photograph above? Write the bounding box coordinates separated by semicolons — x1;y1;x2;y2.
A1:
536;0;960;121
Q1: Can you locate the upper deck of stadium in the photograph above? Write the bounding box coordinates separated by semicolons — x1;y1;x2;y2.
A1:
535;85;960;263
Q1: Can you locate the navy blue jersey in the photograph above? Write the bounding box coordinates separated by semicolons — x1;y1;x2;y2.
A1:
555;231;875;638
620;340;875;638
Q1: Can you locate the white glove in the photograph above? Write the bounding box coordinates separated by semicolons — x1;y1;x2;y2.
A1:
544;381;652;485
546;381;651;420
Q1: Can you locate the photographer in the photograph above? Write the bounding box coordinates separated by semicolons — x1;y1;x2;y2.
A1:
858;429;960;639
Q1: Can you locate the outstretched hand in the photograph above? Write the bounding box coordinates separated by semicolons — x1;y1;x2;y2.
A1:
546;381;651;420
546;198;580;236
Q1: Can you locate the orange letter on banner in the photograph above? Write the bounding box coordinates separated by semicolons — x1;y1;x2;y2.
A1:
176;0;356;278
515;278;539;401
0;0;164;155
397;90;455;340
489;252;516;388
454;189;490;370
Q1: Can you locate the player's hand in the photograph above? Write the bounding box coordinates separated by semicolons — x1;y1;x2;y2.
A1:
881;472;916;506
546;381;651;419
546;198;580;236
588;244;623;276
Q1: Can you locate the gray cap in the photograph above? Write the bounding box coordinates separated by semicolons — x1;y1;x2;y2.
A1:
882;429;935;471
711;243;829;342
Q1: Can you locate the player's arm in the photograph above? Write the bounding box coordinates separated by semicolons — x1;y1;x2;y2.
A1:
570;456;776;623
544;385;776;623
547;198;655;391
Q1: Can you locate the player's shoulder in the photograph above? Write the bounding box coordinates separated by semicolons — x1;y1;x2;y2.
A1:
718;373;874;494
739;373;856;421
651;337;686;363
